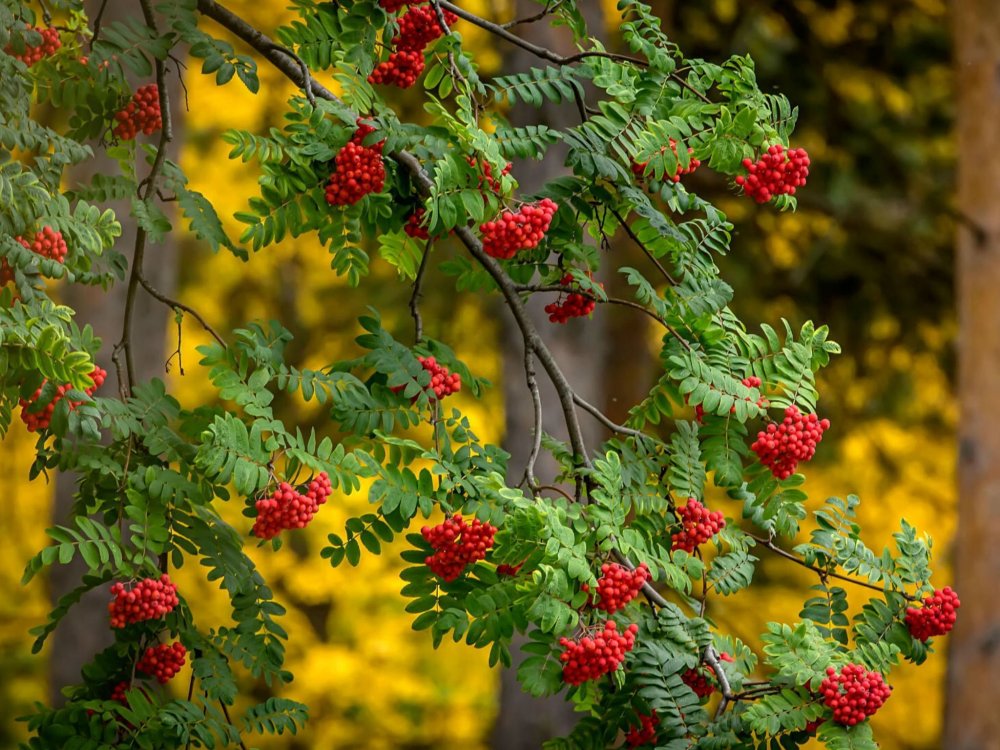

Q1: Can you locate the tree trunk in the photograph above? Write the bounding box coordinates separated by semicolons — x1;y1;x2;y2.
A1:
491;3;613;748
48;0;181;703
945;3;1000;749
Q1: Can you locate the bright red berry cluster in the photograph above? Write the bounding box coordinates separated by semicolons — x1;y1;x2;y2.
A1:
480;198;558;259
422;514;497;581
418;355;461;399
671;498;725;552
2;226;69;285
751;405;830;480
632;139;700;183
113;84;162;140
559;621;639;685
137;642;187;684
404;208;430;239
625;711;659;747
19;365;106;432
544;274;598;323
368;4;457;88
820;664;892;726
5;26;61;66
586;562;650;614
325;123;386;206
251;472;332;540
905;586;960;641
379;0;418;10
109;681;130;704
682;667;716;698
467;156;512;194
108;575;179;628
735;144;810;203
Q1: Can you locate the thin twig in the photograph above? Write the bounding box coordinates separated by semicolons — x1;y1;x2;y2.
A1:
502;0;566;29
608;206;678;286
90;0;110;49
267;43;316;107
571;392;661;444
138;273;227;348
522;348;543;490
219;700;249;750
409;243;431;344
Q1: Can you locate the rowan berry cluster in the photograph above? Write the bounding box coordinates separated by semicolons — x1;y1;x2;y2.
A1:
19;365;106;433
418;355;461;399
404;208;430;239
625;711;659;747
671;498;726;552
368;4;457;88
108;575;179;628
137;642;187;684
480;198;558;259
751;405;830;480
905;586;960;641
819;663;892;726
379;0;418;11
682;667;716;698
544;274;598;323
559;621;638;685
251;472;333;540
5;26;61;66
2;226;69;285
735;144;810;203
496;562;523;577
109;681;130;704
467;156;512;194
584;562;650;614
325;138;386;206
422;514;497;581
113;84;162;140
632;139;700;183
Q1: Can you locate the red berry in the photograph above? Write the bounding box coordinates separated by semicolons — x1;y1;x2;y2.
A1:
5;26;61;66
735;144;810;203
480;198;557;259
496;562;523;577
671;499;725;552
108;574;179;628
591;562;649;614
631;138;700;183
251;472;332;539
682;666;716;698
393;355;462;401
404;208;431;239
136;641;187;684
113;84;162;140
466;156;512;195
19;365;106;433
625;710;659;747
325;133;386;206
421;514;497;581
751;405;830;479
819;663;891;726
544;273;600;324
559;621;639;685
905;586;960;641
368;4;458;88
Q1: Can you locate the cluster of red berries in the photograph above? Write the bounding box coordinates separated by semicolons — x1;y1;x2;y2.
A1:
136;641;187;684
751;405;830;480
734;144;810;203
805;719;825;734
694;375;766;422
325;123;386;206
5;26;61;66
404;208;430;239
583;562;649;614
108;575;179;628
418;355;462;399
379;0;419;11
559;621;639;685
109;681;130;704
480;198;558;259
368;4;457;88
819;663;892;726
496;562;523;576
422;514;497;581
632;139;700;183
19;365;106;433
544;273;598;323
467;156;512;195
905;586;960;641
2;226;69;285
625;711;659;747
113;84;162;140
671;498;726;553
252;472;332;540
681;652;733;699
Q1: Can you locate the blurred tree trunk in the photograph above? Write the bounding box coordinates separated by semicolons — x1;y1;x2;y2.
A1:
491;2;652;747
945;3;1000;748
49;0;181;703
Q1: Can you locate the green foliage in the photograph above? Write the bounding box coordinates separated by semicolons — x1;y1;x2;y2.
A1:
0;0;949;747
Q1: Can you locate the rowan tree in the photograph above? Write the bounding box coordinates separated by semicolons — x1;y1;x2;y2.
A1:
0;1;957;748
